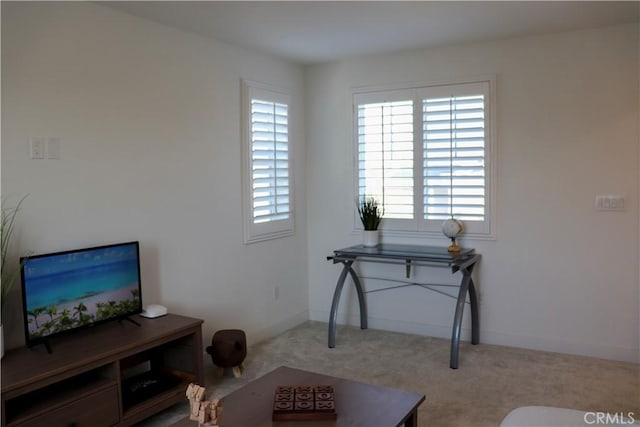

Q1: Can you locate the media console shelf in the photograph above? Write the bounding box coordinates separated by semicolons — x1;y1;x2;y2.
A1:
1;314;204;427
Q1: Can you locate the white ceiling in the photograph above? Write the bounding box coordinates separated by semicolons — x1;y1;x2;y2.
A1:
104;1;639;65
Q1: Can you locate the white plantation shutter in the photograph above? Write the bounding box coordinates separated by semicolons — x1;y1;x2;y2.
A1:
354;79;494;237
423;94;486;221
242;81;294;243
419;81;491;235
251;99;290;223
357;99;414;219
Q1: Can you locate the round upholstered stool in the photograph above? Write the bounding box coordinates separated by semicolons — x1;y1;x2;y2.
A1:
205;329;247;378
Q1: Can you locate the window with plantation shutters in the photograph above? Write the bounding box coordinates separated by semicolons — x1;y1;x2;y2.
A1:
354;79;494;237
242;81;294;243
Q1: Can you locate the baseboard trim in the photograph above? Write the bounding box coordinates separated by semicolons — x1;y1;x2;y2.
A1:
480;328;640;364
309;309;472;341
250;310;310;345
309;309;639;364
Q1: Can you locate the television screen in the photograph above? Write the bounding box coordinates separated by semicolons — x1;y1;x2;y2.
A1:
20;241;142;346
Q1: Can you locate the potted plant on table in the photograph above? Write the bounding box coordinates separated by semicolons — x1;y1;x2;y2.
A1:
357;196;383;247
1;195;28;357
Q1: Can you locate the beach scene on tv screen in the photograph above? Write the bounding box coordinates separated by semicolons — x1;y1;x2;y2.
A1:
23;244;141;339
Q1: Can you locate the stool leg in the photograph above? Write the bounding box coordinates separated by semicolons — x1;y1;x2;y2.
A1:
232;365;243;378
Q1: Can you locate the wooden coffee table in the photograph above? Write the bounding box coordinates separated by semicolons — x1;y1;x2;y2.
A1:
171;366;425;426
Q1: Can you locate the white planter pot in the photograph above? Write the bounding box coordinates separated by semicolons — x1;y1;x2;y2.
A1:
363;230;380;247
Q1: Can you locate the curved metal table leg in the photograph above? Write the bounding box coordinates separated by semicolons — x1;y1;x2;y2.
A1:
468;276;479;345
450;269;472;369
328;261;351;348
328;260;368;348
347;264;368;330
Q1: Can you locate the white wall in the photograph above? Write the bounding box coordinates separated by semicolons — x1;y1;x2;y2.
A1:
3;2;638;365
1;2;308;349
306;24;640;363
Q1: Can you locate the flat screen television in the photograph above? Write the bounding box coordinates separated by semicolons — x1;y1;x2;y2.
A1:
20;241;143;349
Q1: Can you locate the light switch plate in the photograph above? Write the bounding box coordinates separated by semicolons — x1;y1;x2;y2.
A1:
595;195;625;211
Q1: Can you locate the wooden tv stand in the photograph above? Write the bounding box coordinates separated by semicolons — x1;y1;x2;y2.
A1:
1;314;204;427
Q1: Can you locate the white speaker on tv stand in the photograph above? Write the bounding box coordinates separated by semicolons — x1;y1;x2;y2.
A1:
140;304;168;318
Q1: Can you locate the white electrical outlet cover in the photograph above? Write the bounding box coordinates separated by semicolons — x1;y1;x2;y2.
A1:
30;137;45;159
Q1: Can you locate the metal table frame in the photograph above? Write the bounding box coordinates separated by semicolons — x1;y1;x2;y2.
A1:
326;244;481;369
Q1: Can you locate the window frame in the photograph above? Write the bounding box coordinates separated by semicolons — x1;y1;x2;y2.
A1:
241;80;295;244
352;77;496;240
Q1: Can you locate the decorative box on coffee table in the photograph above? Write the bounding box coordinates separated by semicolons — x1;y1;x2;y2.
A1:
272;385;337;421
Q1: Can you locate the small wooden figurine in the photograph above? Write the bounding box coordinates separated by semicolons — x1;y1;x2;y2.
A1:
186;383;222;426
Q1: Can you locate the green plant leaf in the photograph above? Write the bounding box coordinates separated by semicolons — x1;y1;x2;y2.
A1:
357;196;383;230
1;195;29;310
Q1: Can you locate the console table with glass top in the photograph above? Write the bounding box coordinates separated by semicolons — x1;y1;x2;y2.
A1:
326;244;481;369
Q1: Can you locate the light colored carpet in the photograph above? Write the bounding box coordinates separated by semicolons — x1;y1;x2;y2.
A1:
137;321;639;426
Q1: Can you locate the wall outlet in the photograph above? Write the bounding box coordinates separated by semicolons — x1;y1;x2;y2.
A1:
29;137;45;159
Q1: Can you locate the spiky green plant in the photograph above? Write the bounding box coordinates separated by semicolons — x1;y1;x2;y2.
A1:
357;196;383;231
1;195;28;311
